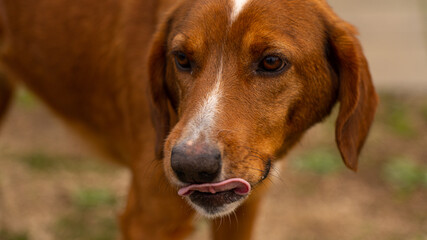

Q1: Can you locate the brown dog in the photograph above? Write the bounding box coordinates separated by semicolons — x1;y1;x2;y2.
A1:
0;0;378;239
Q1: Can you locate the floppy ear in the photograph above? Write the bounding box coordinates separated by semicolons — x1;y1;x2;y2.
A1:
147;16;174;160
327;20;379;171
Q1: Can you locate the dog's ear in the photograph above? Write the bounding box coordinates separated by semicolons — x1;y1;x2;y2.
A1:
147;16;174;160
325;16;379;171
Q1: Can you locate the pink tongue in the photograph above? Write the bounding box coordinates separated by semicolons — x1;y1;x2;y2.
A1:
178;178;251;196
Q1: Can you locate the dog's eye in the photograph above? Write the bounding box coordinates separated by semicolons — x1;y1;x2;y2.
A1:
258;55;286;73
174;52;191;71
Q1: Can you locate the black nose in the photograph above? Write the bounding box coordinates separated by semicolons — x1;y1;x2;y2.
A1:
171;142;222;184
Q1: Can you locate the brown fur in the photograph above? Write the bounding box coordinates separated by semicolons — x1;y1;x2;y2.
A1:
0;0;377;239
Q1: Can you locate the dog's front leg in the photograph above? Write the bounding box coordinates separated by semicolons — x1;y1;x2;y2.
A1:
211;184;269;240
119;164;195;240
0;73;14;124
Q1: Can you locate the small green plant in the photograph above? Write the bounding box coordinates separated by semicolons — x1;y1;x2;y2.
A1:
54;188;118;240
383;157;426;194
380;94;416;137
16;89;37;109
18;152;116;173
72;188;117;209
20;152;58;171
54;213;117;240
387;108;415;137
0;229;29;240
292;148;343;175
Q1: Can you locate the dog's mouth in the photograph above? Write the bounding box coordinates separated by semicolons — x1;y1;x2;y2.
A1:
177;178;251;216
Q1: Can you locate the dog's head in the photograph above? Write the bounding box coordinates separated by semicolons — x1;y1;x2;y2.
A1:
148;0;378;217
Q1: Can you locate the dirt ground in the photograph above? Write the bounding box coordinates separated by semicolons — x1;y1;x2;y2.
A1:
0;89;426;240
1;0;427;240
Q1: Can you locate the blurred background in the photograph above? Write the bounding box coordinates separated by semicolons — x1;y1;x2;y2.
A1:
0;0;426;239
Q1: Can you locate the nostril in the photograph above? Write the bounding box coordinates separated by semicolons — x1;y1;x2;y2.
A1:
214;151;221;160
170;147;183;173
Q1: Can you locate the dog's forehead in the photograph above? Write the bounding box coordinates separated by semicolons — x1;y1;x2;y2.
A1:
230;0;251;22
171;0;323;53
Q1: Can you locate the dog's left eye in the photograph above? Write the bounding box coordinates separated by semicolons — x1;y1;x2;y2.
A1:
258;55;286;73
174;52;192;71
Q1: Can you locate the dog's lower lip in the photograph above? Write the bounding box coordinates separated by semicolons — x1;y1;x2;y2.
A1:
189;190;245;211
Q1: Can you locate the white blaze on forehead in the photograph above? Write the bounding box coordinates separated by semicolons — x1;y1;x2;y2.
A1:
183;61;223;143
231;0;251;22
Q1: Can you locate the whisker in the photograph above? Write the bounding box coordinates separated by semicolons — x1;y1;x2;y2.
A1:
269;166;283;182
245;154;265;161
243;166;265;173
233;210;238;226
242;161;280;177
227;213;232;226
265;178;275;186
216;217;223;231
193;213;202;222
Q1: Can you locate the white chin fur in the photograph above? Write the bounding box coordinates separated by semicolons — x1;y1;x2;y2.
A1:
184;197;246;219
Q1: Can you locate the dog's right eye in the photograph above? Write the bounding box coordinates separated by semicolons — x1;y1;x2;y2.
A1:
174;52;192;71
258;55;287;73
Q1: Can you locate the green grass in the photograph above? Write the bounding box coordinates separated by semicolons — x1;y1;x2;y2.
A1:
291;148;343;175
16;153;120;239
16;89;37;109
411;235;427;240
380;94;416;137
17;152;120;240
54;213;117;240
53;188;118;240
0;229;29;240
72;188;117;210
20;152;58;171
18;152;116;173
383;157;427;194
386;108;416;137
421;104;427;122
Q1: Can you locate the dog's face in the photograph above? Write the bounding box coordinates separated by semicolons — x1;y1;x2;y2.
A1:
148;0;377;217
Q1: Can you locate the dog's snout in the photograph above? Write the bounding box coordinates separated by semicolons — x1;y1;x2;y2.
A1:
171;142;222;184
